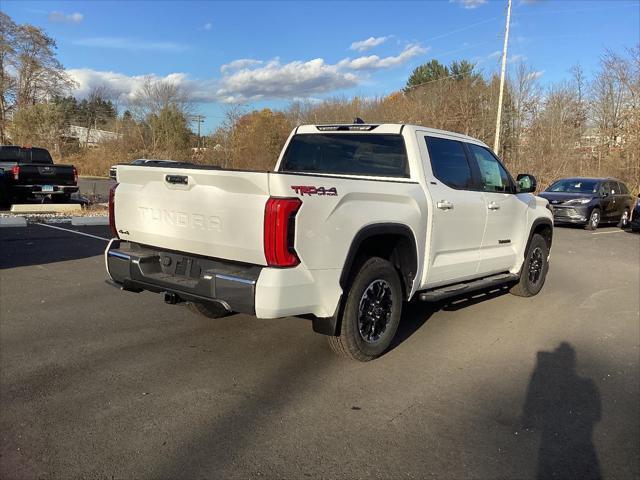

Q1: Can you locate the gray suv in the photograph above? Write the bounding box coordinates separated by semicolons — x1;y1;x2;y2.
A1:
539;177;634;230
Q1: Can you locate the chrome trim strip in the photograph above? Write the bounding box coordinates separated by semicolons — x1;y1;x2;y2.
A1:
104;238;120;281
215;273;256;285
107;250;131;260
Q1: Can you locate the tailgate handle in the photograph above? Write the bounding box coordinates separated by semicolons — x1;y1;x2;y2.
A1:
165;174;188;185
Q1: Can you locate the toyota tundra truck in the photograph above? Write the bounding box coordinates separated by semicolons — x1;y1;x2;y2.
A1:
105;123;553;361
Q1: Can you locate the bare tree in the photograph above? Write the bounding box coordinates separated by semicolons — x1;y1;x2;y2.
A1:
129;76;192;120
508;62;541;170
0;12;18;143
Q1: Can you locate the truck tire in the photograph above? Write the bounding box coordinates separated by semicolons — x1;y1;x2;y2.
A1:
187;301;230;319
328;257;402;361
510;233;549;297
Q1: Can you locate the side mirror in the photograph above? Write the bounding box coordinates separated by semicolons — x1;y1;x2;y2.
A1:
517;174;537;193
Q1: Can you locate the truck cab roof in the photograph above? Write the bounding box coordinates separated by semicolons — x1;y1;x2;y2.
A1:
294;123;487;147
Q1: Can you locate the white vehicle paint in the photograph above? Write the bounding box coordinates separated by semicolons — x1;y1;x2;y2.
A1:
106;123;553;360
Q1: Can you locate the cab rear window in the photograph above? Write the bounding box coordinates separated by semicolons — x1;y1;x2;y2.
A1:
280;134;409;178
0;147;53;164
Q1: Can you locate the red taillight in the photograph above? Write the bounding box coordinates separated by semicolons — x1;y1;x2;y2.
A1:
109;183;118;238
264;197;302;267
72;166;78;184
11;165;19;181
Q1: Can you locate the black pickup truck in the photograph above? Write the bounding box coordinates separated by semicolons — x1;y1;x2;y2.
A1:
0;146;78;206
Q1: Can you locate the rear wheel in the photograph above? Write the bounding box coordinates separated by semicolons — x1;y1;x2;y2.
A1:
510;233;549;297
187;301;230;319
618;208;630;228
328;257;402;361
585;208;600;230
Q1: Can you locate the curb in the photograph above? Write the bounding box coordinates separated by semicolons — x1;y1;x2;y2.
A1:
71;217;109;226
0;217;27;227
10;204;83;214
0;215;108;227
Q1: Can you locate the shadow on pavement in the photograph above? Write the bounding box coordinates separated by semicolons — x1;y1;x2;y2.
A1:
391;286;510;351
0;224;109;269
523;342;602;480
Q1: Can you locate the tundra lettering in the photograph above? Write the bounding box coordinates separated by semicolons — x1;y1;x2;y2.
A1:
137;206;222;231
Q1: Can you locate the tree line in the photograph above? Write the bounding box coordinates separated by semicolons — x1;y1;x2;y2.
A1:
1;12;638;191
212;51;639;191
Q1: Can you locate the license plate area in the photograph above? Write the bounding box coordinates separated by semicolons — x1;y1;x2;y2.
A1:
42;185;54;192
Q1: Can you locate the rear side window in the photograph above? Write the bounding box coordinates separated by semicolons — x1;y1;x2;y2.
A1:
618;182;629;195
0;147;52;164
30;148;53;164
425;136;472;189
280;134;409;178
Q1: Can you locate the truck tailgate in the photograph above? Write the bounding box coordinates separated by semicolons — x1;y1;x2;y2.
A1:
18;164;76;185
114;166;270;265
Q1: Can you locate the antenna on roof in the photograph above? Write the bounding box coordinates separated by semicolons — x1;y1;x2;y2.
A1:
353;117;365;124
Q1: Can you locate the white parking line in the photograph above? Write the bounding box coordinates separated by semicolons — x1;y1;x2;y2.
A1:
35;222;110;241
591;230;626;235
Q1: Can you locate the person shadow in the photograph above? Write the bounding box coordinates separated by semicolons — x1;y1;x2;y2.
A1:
522;342;602;480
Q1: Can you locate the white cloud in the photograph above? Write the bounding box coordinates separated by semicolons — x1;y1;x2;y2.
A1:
67;42;428;106
66;69;218;104
350;36;389;52
48;11;84;23
338;44;428;71
74;37;189;52
509;54;528;64
450;0;487;9
528;70;545;80
216;59;358;103
220;59;264;74
204;22;213;31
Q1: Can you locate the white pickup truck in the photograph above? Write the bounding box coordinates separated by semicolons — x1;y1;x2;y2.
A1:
105;123;553;361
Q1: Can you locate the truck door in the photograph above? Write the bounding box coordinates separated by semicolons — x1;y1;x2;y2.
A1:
417;133;486;286
465;144;529;276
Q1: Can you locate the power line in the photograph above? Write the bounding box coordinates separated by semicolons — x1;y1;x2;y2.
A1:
190;114;205;147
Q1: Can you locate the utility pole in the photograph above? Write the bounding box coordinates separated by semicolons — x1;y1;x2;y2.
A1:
192;114;205;148
493;0;512;154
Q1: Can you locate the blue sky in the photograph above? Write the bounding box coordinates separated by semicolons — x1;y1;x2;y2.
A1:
3;0;639;133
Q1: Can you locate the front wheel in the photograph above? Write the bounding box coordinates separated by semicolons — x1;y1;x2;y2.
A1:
585;208;600;230
327;257;403;361
510;233;550;297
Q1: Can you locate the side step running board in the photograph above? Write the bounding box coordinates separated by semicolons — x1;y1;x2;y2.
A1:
418;273;519;303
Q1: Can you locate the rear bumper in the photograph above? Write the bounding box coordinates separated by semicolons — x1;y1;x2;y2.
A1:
105;239;261;315
11;184;79;195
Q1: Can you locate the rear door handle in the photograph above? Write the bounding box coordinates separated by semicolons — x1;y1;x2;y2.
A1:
437;200;454;210
488;202;500;210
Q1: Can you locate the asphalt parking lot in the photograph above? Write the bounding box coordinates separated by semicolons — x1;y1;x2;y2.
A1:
1;224;638;479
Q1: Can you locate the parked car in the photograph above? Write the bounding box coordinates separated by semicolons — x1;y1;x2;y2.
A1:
105;122;553;361
629;194;640;232
0;146;78;206
109;159;177;180
539;177;635;230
